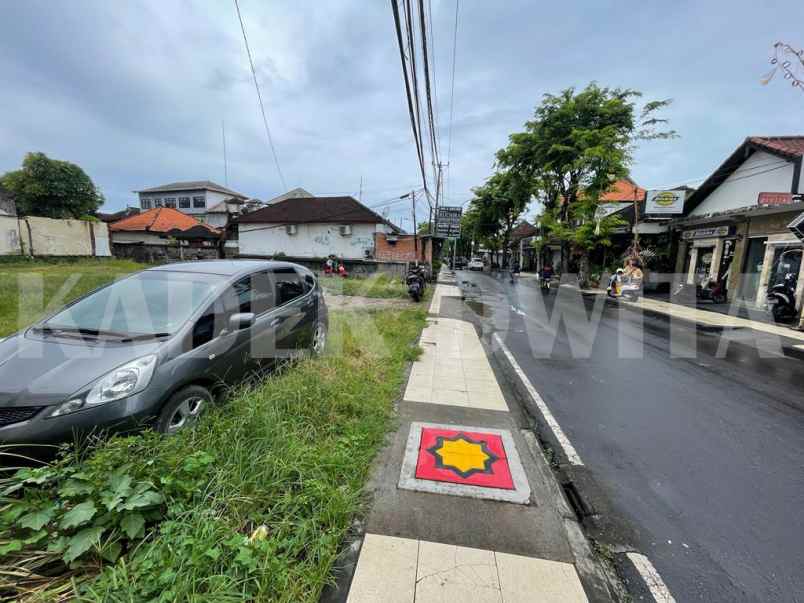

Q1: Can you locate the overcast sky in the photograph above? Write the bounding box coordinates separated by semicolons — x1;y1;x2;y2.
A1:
1;0;802;229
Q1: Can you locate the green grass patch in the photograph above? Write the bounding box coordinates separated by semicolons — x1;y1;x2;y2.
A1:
0;308;426;602
0;258;145;338
321;273;409;299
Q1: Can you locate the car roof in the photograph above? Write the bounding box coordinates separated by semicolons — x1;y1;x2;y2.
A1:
146;260;304;277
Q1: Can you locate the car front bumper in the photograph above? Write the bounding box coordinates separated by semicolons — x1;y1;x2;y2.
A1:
0;390;161;445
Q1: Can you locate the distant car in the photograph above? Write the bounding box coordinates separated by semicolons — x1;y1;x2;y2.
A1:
454;256;468;269
0;260;328;444
468;258;484;271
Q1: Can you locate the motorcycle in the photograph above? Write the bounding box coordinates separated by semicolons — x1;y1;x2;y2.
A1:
767;272;798;322
671;274;727;304
407;264;427;302
540;276;552;291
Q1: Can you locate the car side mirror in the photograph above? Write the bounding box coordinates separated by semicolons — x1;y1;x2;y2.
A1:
229;312;255;331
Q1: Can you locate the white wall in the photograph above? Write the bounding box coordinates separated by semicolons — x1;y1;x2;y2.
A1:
239;222;379;259
0;216;21;255
691;150;795;216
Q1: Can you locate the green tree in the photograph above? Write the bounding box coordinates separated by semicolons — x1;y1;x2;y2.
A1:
465;169;531;268
496;83;675;271
1;152;104;219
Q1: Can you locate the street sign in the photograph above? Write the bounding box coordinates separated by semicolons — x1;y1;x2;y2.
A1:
434;206;462;239
645;190;685;214
758;192;796;207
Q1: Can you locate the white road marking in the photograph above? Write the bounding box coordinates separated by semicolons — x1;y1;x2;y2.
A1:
493;332;584;466
626;552;676;603
510;305;526;316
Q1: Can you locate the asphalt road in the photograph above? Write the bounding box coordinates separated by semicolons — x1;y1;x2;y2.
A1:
456;270;804;603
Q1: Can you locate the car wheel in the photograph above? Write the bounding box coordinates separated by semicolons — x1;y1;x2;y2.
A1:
156;385;212;435
311;321;327;356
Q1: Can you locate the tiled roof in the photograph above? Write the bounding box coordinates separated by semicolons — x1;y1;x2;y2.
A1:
510;221;538;240
109;207;201;233
168;223;222;240
748;136;804;159
599;178;646;202
135;180;248;198
237;195;401;232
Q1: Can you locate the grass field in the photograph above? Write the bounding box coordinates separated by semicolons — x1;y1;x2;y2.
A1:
0;258;145;338
321;273;410;299
0;308;426;601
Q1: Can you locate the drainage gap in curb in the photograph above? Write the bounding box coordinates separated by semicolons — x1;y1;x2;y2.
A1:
562;481;593;520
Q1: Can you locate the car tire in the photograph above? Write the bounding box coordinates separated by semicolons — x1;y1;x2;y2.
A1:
311;321;328;356
156;385;213;435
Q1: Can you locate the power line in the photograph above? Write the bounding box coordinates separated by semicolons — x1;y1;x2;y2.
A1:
391;0;430;197
233;0;287;191
445;0;459;206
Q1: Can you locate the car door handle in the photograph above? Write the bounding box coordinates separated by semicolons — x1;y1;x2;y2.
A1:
270;317;283;327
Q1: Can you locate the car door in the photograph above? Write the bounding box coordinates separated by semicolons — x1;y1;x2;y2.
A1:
271;267;309;356
186;276;256;385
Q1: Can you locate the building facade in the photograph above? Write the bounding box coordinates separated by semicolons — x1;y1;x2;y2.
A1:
237;195;400;260
671;137;804;311
135;180;248;223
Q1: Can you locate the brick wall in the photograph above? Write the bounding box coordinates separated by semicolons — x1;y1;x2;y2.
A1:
374;233;432;263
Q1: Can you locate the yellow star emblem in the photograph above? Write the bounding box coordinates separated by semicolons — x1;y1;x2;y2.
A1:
428;433;498;478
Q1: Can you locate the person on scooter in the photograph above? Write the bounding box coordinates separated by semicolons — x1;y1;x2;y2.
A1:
540;263;554;289
510;259;520;284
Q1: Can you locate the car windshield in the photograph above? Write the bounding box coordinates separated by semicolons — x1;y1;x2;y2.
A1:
43;271;223;337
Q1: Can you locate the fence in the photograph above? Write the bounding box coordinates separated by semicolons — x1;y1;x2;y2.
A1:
0;216;111;257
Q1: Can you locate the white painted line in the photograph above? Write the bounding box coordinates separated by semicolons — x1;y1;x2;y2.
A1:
795;344;804;351
626;552;675;602
493;332;584;466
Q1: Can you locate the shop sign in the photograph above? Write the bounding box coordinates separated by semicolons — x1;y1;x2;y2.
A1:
682;225;733;240
646;189;685;214
758;192;795;206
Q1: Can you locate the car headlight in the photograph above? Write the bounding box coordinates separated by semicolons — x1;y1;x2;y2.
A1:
49;355;157;418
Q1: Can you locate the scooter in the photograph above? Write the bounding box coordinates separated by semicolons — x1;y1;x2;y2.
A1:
406;265;427;302
767;272;798;322
671;274;727;304
608;270;642;301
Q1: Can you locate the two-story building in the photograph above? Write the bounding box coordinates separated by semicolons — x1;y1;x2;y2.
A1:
135;180;248;223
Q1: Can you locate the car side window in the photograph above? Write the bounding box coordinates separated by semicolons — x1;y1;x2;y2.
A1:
302;271;315;293
250;271;275;315
273;267;305;305
192;299;224;348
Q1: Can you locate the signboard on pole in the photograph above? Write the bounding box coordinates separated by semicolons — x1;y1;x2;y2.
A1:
645;190;685;215
434;206;462;239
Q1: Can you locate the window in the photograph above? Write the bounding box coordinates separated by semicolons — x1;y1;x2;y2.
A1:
154;198;164;208
164;197;177;208
141;198;152;209
193;195;206;208
273;267;305;305
179;196;191;208
302;272;315;293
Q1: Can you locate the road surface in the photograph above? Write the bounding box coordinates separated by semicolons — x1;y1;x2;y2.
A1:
456;270;804;603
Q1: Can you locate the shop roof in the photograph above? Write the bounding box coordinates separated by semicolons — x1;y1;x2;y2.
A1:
109;207;200;233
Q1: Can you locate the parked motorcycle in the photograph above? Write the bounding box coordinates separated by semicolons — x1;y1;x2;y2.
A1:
671;274;727;304
407;264;427;302
767;272;798;322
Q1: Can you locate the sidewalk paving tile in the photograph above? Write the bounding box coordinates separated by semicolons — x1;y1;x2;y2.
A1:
398;422;530;504
404;318;508;411
346;533;418;603
347;535;589;603
495;551;589;602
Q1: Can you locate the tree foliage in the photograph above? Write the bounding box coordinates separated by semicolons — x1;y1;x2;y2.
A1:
1;152;104;219
461;169;531;265
495;83;676;267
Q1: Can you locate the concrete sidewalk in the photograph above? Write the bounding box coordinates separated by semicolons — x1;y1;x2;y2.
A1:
341;271;611;602
573;285;804;343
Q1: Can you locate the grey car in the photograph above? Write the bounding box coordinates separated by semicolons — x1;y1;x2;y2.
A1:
0;260;328;444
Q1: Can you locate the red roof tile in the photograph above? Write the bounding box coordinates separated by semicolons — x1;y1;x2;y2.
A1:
599;178;646;202
748;136;804;159
109;207;200;232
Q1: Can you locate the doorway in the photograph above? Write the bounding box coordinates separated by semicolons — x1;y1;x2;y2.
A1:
739;237;767;301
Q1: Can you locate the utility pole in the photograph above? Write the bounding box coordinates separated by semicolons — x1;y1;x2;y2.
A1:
359;176;363;202
411;190;418;257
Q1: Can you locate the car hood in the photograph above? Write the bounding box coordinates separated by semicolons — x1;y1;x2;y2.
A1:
0;332;162;407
